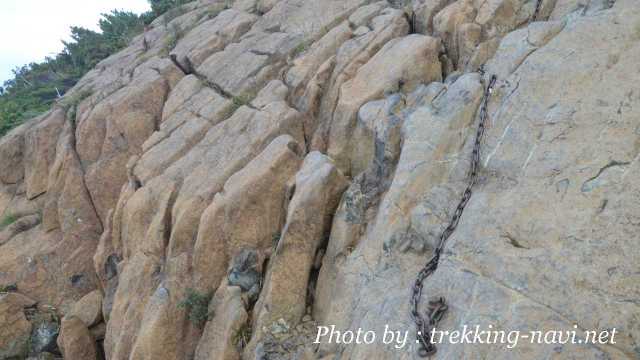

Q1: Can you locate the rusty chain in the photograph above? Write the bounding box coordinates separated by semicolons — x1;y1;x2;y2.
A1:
410;74;497;357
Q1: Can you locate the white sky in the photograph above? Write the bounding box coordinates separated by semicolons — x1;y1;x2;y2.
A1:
0;0;151;85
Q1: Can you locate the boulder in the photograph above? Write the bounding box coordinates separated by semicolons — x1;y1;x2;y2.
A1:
171;9;258;69
0;292;33;359
57;316;97;360
0;213;41;246
192;134;304;293
250;152;348;351
29;320;60;355
23;108;66;199
194;285;248;360
311;8;409;153
326;34;442;175
67;290;103;327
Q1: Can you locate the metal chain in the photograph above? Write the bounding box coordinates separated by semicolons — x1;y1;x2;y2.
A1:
411;74;497;357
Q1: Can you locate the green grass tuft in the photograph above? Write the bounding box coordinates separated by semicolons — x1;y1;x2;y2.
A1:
178;288;213;328
233;322;252;348
161;23;184;56
0;283;17;293
291;41;311;59
0;213;18;230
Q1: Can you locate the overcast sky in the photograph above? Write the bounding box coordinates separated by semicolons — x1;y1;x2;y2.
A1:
0;0;151;85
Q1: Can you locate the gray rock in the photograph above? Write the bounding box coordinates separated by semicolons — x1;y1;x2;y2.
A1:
29;321;60;354
228;250;262;293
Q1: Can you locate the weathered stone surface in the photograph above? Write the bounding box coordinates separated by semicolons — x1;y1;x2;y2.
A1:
26;352;58;360
197;31;296;96
67;289;103;327
57;316;97;360
194;284;248;360
78;58;183;224
192;134;304;294
0;213;41;246
313;2;640;359
311;8;409;153
0;120;32;185
104;92;305;359
0;292;33;359
327;33;442;175
484;20;566;79
1;292;37;308
134;78;233;183
350;94;405;177
250;152;348;352
89;321;106;341
29;319;60;355
172;8;258;68
286;21;353;104
23;108;66;199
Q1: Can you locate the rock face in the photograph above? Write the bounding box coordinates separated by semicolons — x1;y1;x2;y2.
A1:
1;0;639;359
57;317;97;360
67;290;103;328
0;293;34;359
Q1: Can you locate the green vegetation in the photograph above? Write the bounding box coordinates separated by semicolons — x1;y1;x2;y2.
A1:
149;0;191;18
232;93;255;109
233;322;252;348
291;41;311;58
0;1;194;137
178;288;213;328
222;92;258;119
62;89;94;125
161;23;184;56
0;213;18;230
0;283;18;293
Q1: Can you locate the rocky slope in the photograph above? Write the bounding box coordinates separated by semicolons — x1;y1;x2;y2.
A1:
1;0;639;359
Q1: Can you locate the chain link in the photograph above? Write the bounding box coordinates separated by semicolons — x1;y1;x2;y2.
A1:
411;74;497;357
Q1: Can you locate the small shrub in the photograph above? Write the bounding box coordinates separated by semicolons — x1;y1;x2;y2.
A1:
199;2;231;22
161;23;183;56
291;41;311;59
272;232;281;247
0;283;17;293
165;8;185;24
151;0;191;19
232;93;254;108
0;213;18;230
233;322;252;348
178;288;213;328
59;89;92;125
222;92;257;119
59;88;92;109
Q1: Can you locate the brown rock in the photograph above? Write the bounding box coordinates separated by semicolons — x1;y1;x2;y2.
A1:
192;134;304;293
23;108;66;199
250;152;348;351
77;57;183;224
0;293;33;359
2;292;37;308
89;322;106;341
67;290;103;327
0;120;32;185
194;284;248;360
171;9;258;69
57;316;97;360
0;213;41;246
311;8;409;153
327;34;442;175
